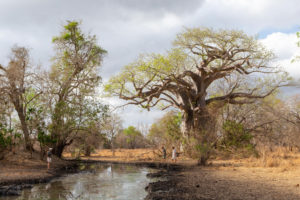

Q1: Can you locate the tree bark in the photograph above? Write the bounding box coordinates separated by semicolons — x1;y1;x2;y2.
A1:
111;140;115;156
85;146;92;156
182;110;194;136
182;108;215;166
15;106;32;151
52;141;66;158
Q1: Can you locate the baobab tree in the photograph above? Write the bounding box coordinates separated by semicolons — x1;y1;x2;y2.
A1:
105;28;288;164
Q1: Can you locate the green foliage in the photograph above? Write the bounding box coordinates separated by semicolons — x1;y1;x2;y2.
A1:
222;120;254;149
105;27;282;105
0;123;13;150
104;49;187;103
38;132;55;146
51;20;106;75
292;31;300;62
194;142;211;164
26;106;56;146
297;31;300;47
49;21;108;157
195;143;210;154
122;126;143;148
124;126;141;141
123;126;140;136
148;111;182;147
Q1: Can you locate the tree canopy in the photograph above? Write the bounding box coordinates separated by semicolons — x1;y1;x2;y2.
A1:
105;28;287;131
105;27;288;164
49;21;107;157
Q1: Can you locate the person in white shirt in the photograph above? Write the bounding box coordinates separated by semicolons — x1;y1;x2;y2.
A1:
47;148;52;170
172;146;176;162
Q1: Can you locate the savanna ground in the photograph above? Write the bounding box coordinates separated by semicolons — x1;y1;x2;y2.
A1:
2;148;300;199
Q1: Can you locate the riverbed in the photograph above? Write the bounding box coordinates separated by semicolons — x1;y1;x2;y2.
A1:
3;163;156;200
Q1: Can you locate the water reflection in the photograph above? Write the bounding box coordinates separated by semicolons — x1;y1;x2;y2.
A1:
5;163;153;200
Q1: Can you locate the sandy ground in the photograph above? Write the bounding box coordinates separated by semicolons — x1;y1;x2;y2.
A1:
172;166;300;200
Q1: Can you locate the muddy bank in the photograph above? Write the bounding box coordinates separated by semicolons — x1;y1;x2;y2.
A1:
0;163;78;186
145;165;300;200
0;157;78;197
78;158;188;170
0;184;33;196
145;166;190;200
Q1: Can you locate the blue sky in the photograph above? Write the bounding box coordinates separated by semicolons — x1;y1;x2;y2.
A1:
0;0;300;128
258;26;299;39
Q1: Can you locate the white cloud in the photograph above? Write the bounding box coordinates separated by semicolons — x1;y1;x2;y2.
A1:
260;32;300;78
175;0;299;37
119;107;164;127
261;33;299;60
143;13;182;32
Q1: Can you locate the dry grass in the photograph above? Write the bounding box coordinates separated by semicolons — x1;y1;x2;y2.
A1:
88;148;157;162
246;147;300;169
211;146;300;172
64;147;300;170
63;148;195;164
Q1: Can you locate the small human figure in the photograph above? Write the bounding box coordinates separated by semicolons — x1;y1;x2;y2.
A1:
180;143;184;152
171;146;176;162
162;146;166;159
47;148;52;170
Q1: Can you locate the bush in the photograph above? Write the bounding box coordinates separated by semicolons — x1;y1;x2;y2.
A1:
221;120;255;150
0;123;13;152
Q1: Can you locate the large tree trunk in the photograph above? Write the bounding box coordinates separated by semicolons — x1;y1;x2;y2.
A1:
15;106;32;151
84;146;92;156
52;135;73;158
182;108;216;166
182;110;194;137
53;141;66;158
40;144;46;160
51;99;66;158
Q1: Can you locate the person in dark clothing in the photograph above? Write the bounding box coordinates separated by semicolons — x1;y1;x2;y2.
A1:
47;148;52;170
162;146;167;159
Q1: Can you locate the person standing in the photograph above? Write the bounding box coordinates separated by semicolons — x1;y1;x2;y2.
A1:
171;146;176;162
47;148;52;170
162;146;167;159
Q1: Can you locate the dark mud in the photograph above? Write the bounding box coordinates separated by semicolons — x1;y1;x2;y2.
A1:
145;165;197;200
145;165;300;200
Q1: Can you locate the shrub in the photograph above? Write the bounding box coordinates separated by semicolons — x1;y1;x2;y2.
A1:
221;120;254;150
0;123;13;153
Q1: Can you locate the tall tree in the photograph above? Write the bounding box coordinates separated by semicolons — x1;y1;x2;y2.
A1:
0;46;39;150
123;126;143;149
105;28;288;164
102;113;123;155
49;21;106;157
